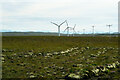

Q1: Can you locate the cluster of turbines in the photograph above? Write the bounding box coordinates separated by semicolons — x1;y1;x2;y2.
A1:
51;20;76;36
51;20;112;36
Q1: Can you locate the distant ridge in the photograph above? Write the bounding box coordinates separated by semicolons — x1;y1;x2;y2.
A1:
2;32;119;37
2;32;60;36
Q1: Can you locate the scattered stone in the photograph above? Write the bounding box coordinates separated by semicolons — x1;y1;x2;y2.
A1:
29;75;36;78
65;73;80;79
115;61;120;67
91;68;100;76
24;55;29;58
2;49;7;52
107;64;114;69
2;49;14;52
38;53;42;55
61;51;65;54
28;52;33;56
90;54;97;57
65;61;120;80
100;66;109;73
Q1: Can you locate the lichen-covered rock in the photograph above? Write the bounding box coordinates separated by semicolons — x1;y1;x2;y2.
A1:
100;66;109;73
24;55;29;58
29;75;36;78
2;49;7;52
107;64;114;69
65;73;81;80
2;49;13;52
91;68;100;76
90;54;97;57
112;63;116;68
115;61;120;67
28;52;33;56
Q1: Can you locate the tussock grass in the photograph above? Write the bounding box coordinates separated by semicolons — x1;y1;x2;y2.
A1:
2;36;119;79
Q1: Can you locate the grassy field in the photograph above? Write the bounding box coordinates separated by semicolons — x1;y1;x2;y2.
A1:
2;36;120;79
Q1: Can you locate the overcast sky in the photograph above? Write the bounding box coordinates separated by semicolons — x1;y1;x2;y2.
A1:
0;0;119;33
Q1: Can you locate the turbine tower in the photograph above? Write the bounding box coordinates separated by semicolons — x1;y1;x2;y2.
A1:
92;26;95;34
106;24;112;34
64;20;72;36
83;29;85;34
51;20;66;36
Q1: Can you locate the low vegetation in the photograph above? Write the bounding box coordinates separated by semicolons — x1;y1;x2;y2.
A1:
2;36;120;79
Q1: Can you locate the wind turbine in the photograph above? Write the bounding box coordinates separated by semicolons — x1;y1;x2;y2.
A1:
83;29;85;34
92;26;95;34
64;20;72;36
106;24;112;34
51;20;66;36
71;24;76;36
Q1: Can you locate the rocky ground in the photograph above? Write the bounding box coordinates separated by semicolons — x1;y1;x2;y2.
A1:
2;36;119;80
2;46;120;80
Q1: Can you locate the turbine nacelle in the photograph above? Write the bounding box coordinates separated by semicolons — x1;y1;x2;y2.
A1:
106;24;112;34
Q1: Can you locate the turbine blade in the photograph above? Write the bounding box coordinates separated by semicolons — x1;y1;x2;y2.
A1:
59;20;66;26
66;21;69;27
51;22;59;26
74;24;76;29
64;28;68;32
